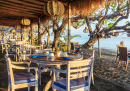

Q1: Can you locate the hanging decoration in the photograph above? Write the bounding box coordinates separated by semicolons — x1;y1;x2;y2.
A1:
43;1;65;16
127;33;130;37
83;27;88;33
51;32;54;36
98;33;105;38
10;29;16;33
62;31;65;35
21;18;30;25
15;25;21;30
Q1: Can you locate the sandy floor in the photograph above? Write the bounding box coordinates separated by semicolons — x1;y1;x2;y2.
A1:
94;48;130;90
0;47;129;91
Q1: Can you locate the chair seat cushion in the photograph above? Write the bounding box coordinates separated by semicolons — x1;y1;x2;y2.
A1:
8;52;16;55
54;78;88;90
41;66;52;70
14;72;35;84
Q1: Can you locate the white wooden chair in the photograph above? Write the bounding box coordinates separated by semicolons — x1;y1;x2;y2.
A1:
18;45;32;61
52;59;94;91
5;44;18;61
81;48;95;85
34;48;52;85
5;56;38;91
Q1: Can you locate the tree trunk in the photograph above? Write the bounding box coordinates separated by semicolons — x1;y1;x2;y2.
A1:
83;35;99;49
47;29;50;48
52;31;60;52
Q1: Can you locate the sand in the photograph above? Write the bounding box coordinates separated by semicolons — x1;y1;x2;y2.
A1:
94;47;130;90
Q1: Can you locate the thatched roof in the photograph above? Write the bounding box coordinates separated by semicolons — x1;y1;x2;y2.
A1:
0;0;125;27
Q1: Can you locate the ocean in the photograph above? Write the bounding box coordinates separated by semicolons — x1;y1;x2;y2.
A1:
71;36;130;50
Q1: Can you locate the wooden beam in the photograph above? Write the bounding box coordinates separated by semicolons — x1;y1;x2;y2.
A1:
7;0;42;8
0;1;43;11
0;11;37;18
67;2;71;52
22;0;46;5
0;8;40;16
38;18;41;45
0;5;43;14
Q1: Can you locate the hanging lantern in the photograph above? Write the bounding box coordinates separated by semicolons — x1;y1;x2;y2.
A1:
83;27;88;33
127;33;130;37
21;18;30;25
108;34;113;38
62;31;65;35
10;29;16;33
51;32;54;36
114;33;119;37
15;25;21;30
98;33;105;38
43;1;65;16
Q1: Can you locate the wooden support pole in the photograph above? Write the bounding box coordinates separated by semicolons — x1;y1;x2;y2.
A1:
29;23;33;45
38;18;41;45
98;38;101;57
21;25;23;41
67;2;71;52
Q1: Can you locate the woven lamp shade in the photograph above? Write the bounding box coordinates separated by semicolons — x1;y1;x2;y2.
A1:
21;18;30;25
10;29;16;33
43;1;65;16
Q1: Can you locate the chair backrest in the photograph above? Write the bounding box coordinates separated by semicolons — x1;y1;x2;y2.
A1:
5;56;15;86
74;42;79;46
81;48;95;59
35;49;44;54
67;59;93;80
117;44;123;54
119;47;128;61
70;42;74;50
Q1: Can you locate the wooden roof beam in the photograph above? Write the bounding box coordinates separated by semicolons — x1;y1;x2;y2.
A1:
0;5;43;14
0;1;43;11
0;7;43;15
7;0;43;8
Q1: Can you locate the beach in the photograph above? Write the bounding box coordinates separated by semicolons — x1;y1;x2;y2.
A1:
94;48;130;90
0;46;129;91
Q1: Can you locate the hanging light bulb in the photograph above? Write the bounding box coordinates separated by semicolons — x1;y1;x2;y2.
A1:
51;32;54;36
83;27;88;33
62;31;65;35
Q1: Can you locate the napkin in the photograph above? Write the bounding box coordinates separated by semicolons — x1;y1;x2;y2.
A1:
32;55;44;58
63;57;70;60
68;52;77;55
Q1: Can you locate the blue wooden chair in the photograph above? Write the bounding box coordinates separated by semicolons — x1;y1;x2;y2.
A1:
52;59;94;91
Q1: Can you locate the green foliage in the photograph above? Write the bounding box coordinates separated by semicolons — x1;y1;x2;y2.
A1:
108;23;114;28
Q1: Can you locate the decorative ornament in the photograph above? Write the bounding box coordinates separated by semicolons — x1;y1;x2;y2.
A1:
51;32;54;36
114;33;119;37
127;33;130;37
83;27;88;33
10;29;16;33
21;18;30;25
15;25;21;30
43;1;65;16
98;33;105;38
62;31;65;35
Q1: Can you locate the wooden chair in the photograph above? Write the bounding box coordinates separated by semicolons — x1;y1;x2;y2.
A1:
52;59;94;91
116;45;123;62
18;45;32;61
81;48;95;84
118;47;129;70
5;56;38;91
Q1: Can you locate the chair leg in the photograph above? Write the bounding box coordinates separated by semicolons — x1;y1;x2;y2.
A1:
91;72;94;85
8;82;10;91
35;85;38;91
118;60;121;68
116;56;118;63
28;87;30;91
125;61;128;71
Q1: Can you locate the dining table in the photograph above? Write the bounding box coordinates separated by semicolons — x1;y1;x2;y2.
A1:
27;52;83;90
